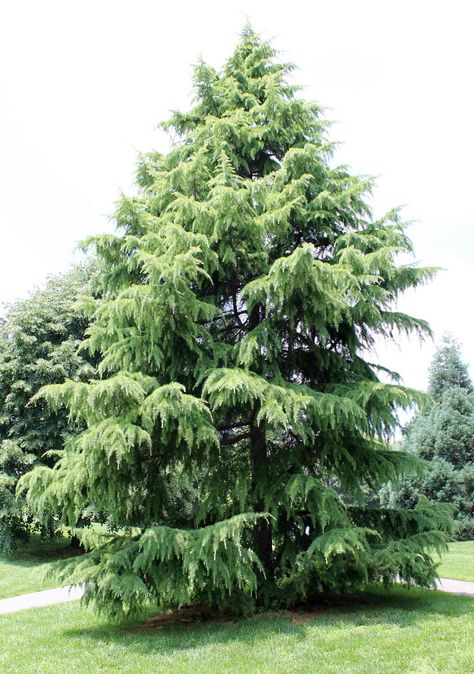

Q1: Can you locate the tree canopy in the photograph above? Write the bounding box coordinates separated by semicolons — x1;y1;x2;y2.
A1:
387;336;474;540
21;27;452;618
0;262;97;551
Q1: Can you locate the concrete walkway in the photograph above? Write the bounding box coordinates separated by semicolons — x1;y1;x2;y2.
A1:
0;579;473;616
436;578;474;596
0;585;85;615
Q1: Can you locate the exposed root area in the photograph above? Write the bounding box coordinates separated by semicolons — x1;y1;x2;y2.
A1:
131;594;371;632
132;605;235;632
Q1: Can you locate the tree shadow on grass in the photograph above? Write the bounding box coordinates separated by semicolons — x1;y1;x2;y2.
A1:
0;537;80;568
65;611;310;656
62;586;474;657
0;537;83;598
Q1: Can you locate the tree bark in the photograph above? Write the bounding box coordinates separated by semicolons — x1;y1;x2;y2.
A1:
68;533;84;553
249;420;273;580
248;303;273;585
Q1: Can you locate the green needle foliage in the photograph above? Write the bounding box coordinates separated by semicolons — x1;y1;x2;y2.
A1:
385;336;474;540
21;27;452;619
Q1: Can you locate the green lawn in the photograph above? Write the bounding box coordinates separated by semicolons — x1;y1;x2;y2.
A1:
0;538;75;599
437;541;474;582
1;541;473;672
0;587;473;673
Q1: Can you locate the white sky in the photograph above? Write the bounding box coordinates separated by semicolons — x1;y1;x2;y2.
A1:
0;0;473;392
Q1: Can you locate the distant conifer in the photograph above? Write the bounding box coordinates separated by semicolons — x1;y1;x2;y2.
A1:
388;337;473;540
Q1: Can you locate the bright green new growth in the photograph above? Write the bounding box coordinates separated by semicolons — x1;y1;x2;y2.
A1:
20;27;452;618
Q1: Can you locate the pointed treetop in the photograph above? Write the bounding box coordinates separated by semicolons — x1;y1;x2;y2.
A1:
428;334;473;400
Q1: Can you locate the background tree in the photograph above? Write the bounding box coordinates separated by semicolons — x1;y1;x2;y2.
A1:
386;337;474;540
22;27;452;618
0;262;97;552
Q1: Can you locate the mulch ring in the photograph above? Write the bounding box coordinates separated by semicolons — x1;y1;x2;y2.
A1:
130;594;372;632
131;604;234;632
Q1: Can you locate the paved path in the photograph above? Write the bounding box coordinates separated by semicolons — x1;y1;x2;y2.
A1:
0;578;473;616
436;578;474;596
0;585;85;615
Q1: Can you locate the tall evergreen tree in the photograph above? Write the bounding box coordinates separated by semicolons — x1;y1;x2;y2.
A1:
21;28;452;618
429;336;473;402
0;262;97;551
387;336;474;539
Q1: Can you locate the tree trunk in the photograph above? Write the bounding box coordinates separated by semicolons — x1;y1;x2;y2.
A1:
68;533;84;553
249;420;273;581
248;303;273;590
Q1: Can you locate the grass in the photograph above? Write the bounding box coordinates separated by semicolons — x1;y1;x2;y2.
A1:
437;540;474;582
0;537;76;599
0;586;473;673
0;541;473;672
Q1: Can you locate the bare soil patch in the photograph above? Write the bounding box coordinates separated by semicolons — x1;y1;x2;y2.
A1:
131;593;372;632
